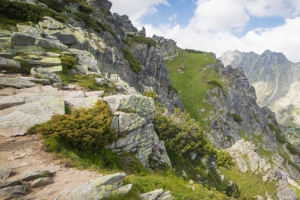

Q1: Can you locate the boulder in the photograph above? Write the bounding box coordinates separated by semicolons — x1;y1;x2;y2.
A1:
0;57;21;69
0;168;11;180
31;68;62;83
30;177;54;188
22;171;55;181
16;57;61;66
69;49;99;73
61;173;130;200
0;93;64;137
19;76;51;85
43;16;65;30
0;77;36;89
140;189;164;200
11;32;36;47
0;185;27;199
0;179;20;189
95;78;107;86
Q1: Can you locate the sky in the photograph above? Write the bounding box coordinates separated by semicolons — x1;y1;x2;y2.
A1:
109;0;300;63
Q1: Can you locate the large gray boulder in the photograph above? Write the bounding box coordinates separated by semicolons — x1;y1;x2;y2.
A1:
0;57;21;69
0;185;27;199
0;77;36;89
69;48;99;73
0;93;64;137
61;173;131;200
31;67;62;83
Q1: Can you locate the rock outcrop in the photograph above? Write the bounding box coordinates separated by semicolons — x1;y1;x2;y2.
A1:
228;140;298;200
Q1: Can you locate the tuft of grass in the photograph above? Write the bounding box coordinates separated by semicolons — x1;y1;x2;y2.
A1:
208;80;223;89
121;48;142;74
227;112;242;124
39;0;63;12
219;166;277;199
123;170;229;200
124;34;156;48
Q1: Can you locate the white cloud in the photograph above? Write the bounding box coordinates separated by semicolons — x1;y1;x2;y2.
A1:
109;0;169;25
189;0;249;32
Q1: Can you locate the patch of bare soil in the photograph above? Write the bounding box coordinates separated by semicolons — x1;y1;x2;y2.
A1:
0;134;101;199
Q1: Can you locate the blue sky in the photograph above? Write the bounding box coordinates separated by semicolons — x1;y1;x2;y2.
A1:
110;0;300;62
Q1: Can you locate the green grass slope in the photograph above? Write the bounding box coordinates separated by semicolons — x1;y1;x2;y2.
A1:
166;49;225;127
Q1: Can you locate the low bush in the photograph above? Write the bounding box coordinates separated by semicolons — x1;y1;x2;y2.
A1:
0;0;65;22
142;91;158;101
208;80;222;89
227;112;242;124
286;142;298;155
268;123;287;144
98;22;116;38
36;100;117;151
121;48;142;74
39;0;63;12
167;85;178;94
61;54;77;72
124;34;156;48
185;49;204;54
75;12;101;32
154;108;217;159
79;2;93;13
216;150;234;168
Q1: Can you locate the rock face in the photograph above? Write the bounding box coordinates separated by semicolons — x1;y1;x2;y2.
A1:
104;95;171;167
152;35;179;61
220;50;300;146
205;65;278;151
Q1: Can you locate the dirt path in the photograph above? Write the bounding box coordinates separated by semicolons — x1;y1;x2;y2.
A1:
0;134;101;199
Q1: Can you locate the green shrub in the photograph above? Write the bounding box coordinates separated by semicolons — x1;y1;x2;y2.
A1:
227;112;242;124
27;124;42;135
142;91;158;101
226;182;240;198
36;100;117;151
286;142;298;155
98;22;116;38
75;12;101;32
0;0;65;22
61;54;77;71
154;108;216;157
0;59;33;75
185;49;204;54
268;123;287;144
208;80;222;89
216;150;234;168
124;34;156;48
79;2;93;13
39;0;63;12
167;85;178;94
121;48;142;74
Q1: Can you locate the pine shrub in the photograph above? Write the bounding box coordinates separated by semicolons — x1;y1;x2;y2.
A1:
227;112;242;124
36;100;117;151
121;48;142;74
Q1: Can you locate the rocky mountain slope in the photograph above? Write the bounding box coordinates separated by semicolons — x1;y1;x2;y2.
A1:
166;49;300;199
1;0;300;199
220;50;300;146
